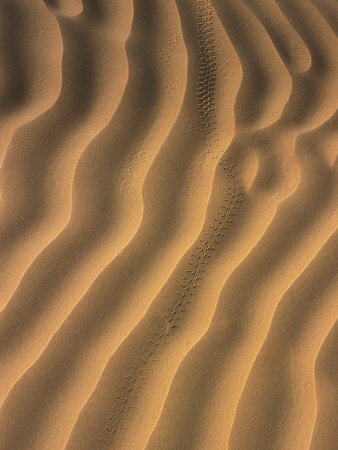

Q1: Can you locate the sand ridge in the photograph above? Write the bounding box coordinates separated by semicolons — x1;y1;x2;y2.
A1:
0;0;337;449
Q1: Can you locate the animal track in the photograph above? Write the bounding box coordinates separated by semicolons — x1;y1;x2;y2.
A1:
196;0;217;140
98;2;244;447
159;0;217;137
99;156;245;448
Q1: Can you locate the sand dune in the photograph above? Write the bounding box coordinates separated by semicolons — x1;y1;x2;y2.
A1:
0;0;337;449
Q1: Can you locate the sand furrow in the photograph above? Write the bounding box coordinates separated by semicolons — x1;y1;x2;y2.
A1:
0;0;187;408
0;0;132;309
228;232;338;450
242;0;312;73
212;0;292;131
309;321;338;450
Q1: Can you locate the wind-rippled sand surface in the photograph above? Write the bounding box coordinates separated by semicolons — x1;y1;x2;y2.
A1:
0;0;337;449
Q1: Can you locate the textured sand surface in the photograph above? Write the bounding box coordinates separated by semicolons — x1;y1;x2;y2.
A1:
0;1;337;449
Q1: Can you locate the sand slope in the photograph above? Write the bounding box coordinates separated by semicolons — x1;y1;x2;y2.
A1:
0;0;337;449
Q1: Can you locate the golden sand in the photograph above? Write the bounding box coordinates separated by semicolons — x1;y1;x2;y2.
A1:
0;1;337;449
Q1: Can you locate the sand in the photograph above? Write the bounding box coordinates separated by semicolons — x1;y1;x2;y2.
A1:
0;0;337;449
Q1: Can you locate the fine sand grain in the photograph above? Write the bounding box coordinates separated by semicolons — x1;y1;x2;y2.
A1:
0;0;337;449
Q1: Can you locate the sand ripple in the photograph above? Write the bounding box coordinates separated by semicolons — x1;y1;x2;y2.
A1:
0;0;337;449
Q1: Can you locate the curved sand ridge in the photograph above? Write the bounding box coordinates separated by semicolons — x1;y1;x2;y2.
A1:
0;0;337;449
